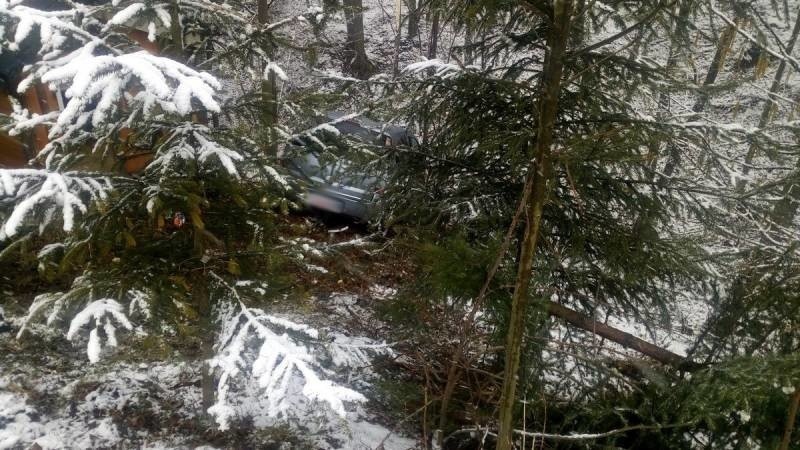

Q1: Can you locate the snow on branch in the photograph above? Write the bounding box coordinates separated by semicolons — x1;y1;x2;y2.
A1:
403;59;464;78
127;289;152;320
66;299;133;363
1;2;221;152
16;285;139;363
327;332;394;369
0;169;111;238
1;2;102;54
15;292;66;340
148;124;244;177
208;273;367;430
102;2;172;34
40;48;221;133
264;61;288;81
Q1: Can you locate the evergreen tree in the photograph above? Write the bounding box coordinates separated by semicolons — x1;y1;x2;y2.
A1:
0;0;365;429
378;0;800;447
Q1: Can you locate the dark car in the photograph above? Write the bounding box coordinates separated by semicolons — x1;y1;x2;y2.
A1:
284;112;417;221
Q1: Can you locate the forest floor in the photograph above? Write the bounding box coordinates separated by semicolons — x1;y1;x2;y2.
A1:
0;208;712;449
0;215;419;450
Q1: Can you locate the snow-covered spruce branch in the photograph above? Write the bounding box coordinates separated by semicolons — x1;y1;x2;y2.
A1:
0;169;111;238
100;2;173;35
276;235;382;272
403;59;464;78
16;283;142;363
1;3;221;149
147;124;243;178
208;273;369;430
39;48;218;133
66;299;133;363
1;2;109;56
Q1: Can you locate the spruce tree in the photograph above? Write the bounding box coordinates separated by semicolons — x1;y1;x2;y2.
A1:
0;0;365;430
380;0;800;446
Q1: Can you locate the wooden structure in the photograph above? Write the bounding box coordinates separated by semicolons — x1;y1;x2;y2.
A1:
0;28;161;172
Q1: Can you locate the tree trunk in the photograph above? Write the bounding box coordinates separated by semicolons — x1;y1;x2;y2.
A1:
766;128;800;242
737;10;800;192
258;0;279;154
322;0;338;13
191;269;215;415
392;0;402;76
168;0;184;60
344;0;375;79
463;25;473;65
692;20;739;113
261;74;279;154
257;0;270;24
421;10;440;145
779;388;800;450
495;2;574;449
770;156;800;228
689;13;740;173
436;360;461;444
428;10;440;60
406;0;419;40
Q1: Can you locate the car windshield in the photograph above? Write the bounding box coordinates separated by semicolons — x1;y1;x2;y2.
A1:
285;113;417;193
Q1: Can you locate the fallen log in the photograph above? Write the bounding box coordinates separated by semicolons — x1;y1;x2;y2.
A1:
545;300;702;371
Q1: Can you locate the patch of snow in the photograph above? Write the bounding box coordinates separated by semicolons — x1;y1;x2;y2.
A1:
346;420;416;450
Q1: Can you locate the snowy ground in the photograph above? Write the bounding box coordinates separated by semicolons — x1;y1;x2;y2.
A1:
0;291;416;450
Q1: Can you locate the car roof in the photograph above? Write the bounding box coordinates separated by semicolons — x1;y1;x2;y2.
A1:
323;111;412;145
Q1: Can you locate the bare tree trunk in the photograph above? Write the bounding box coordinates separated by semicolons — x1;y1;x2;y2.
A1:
436;362;461;445
692;20;739;113
654;44;680;179
258;0;279;154
421;10;440;145
495;2;574;449
323;0;338;13
168;0;184;60
765;124;800;240
178;0;211;410
737;10;800;192
688;13;740;173
463;25;473;65
257;0;270;24
422;6;441;145
770;155;800;228
344;0;375;79
406;0;419;40
780;388;800;450
428;10;440;60
191;269;215;415
392;0;402;76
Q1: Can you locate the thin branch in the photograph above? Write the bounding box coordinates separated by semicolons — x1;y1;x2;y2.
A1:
709;4;800;73
450;422;693;442
570;1;672;57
